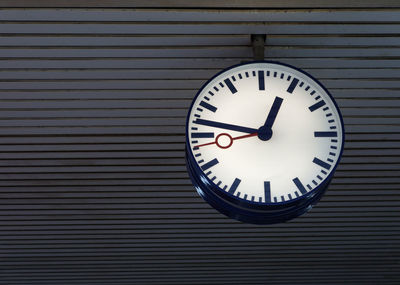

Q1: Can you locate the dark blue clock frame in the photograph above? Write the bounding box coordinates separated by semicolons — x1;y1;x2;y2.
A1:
185;60;345;225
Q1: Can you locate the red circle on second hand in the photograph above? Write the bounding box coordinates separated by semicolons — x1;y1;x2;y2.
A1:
215;133;233;149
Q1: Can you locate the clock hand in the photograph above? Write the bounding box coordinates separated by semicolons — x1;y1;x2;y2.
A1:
263;96;284;129
194;118;258;134
258;96;284;141
196;132;258;149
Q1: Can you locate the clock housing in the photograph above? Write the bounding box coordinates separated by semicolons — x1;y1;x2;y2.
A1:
185;61;344;224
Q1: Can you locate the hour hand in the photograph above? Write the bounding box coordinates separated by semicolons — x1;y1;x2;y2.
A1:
258;96;284;141
194;118;258;134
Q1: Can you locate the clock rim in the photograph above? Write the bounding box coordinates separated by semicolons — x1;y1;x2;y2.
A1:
185;60;345;208
186;149;331;224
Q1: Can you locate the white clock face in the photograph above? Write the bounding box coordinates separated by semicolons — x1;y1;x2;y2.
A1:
187;62;344;204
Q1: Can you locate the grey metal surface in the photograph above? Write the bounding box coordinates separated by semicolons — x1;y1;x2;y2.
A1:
0;6;399;285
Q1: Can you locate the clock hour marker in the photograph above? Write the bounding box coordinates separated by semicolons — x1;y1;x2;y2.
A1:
313;157;331;170
293;177;307;195
224;78;237;94
191;132;214;138
314;131;338;137
258;71;265;90
264;181;271;203
309;100;326;112
228;178;241;194
199;101;217;113
201;158;219;171
287;78;299;94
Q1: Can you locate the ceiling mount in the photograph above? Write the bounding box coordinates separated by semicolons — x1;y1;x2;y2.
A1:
251;34;266;61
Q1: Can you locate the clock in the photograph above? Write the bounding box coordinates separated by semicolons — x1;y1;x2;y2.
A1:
185;61;344;224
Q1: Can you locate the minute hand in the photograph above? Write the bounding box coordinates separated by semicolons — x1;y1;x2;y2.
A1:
194;118;258;134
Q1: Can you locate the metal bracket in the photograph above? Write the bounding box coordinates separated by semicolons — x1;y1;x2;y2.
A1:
251;34;266;61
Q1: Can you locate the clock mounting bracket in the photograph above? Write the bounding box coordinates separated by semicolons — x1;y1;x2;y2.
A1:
251;34;266;61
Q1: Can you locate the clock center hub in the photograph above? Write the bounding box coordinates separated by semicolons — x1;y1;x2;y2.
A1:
257;126;273;141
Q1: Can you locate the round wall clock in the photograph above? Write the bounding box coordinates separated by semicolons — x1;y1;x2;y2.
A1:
185;61;344;224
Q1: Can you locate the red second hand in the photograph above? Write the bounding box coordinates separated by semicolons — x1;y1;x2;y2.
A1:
196;132;258;149
233;132;259;141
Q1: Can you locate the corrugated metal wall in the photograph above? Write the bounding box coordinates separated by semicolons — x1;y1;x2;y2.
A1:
0;3;399;284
